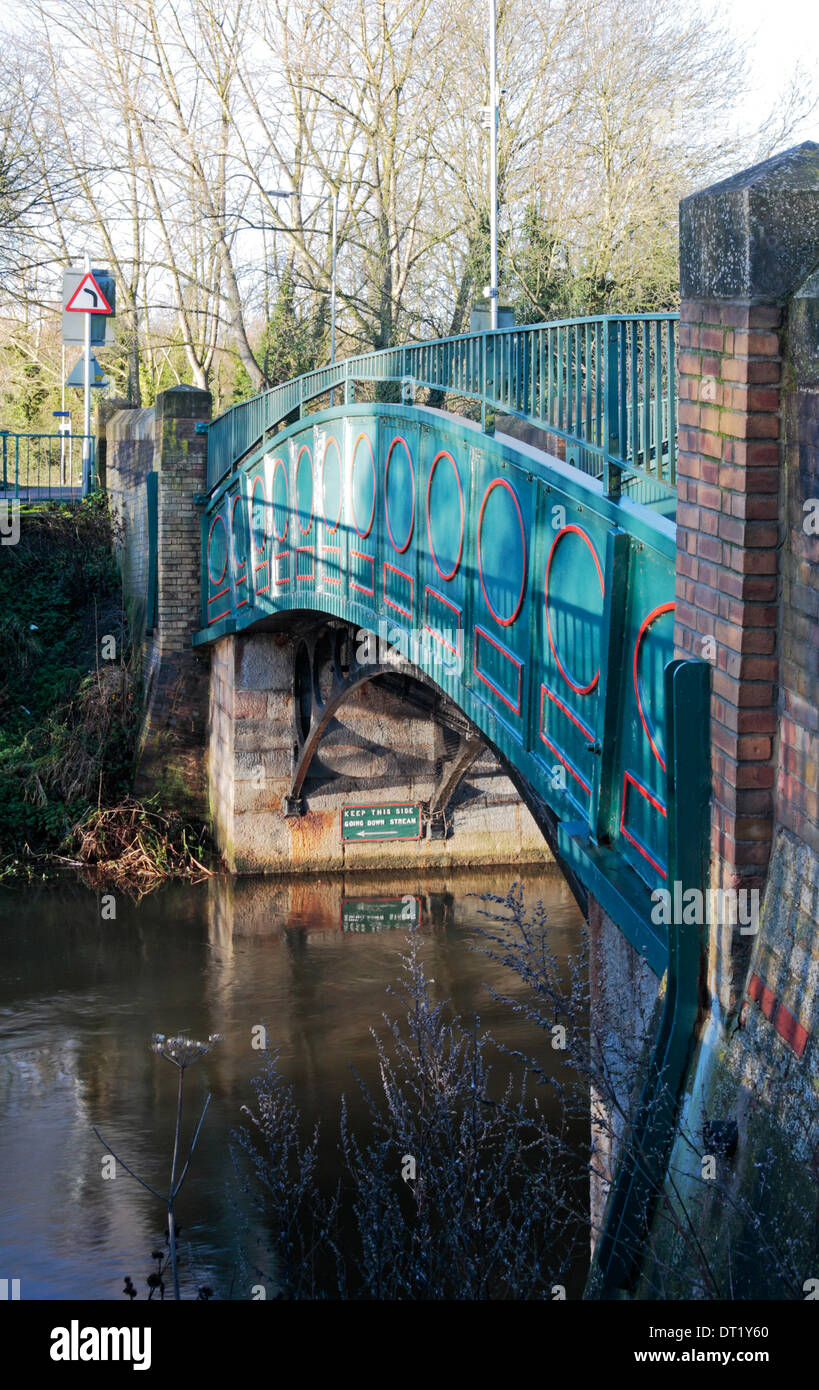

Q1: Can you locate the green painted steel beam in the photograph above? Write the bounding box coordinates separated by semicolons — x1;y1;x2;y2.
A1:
591;529;632;845
557;821;667;976
586;658;711;1299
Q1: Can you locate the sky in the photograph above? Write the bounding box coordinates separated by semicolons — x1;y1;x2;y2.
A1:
722;0;819;142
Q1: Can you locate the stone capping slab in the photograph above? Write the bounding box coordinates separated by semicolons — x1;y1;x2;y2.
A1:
680;140;819;303
108;405;155;448
789;265;819;385
154;383;212;423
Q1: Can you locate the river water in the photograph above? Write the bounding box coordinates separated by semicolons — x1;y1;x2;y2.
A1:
0;866;586;1300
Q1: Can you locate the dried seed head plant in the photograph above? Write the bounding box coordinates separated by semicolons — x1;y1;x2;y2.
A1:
152;1034;223;1068
94;1031;222;1299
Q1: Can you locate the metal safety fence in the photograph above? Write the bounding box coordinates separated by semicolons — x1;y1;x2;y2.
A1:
0;431;95;502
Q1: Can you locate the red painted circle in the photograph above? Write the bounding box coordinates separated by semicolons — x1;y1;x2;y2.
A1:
384;435;415;553
272;457;288;542
633;601;675;771
321;436;343;533
477;478;526;627
426;450;464;581
207;513;228;585
251;473;267;554
295;445;314;535
231;492;245;563
544;526;604;695
351;433;376;538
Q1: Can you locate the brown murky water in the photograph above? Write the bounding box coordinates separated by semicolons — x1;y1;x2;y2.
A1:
0;866;585;1299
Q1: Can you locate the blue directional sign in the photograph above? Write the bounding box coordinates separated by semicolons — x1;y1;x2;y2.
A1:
65;353;108;389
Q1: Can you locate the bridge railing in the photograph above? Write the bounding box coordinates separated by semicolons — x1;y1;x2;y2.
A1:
0;430;94;502
205;313;679;501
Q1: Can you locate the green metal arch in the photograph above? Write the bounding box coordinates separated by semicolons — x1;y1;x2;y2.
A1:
198;400;682;977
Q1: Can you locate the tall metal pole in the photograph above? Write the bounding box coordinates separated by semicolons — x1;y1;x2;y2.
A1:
330;188;338;365
328;187;339;407
488;0;499;331
82;251;92;494
60;342;66;486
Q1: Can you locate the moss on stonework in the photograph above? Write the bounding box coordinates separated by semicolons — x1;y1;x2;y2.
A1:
136;743;207;823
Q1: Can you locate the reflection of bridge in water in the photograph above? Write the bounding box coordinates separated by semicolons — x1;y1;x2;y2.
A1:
0;869;585;1298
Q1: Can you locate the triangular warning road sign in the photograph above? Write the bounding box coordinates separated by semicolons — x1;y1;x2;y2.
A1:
65;271;113;314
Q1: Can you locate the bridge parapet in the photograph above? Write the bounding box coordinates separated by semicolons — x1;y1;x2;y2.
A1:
106;384;212;815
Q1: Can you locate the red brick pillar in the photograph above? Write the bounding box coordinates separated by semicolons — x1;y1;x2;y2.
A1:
135;384;212;816
674;142;819;1014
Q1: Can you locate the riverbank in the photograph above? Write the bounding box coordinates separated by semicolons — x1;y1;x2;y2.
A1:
0;497;213;886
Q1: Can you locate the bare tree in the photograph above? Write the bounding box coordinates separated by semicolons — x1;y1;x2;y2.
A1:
1;0;813;424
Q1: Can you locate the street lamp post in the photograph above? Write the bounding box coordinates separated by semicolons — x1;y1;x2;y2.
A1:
330;188;339;366
329;188;340;405
259;189;295;390
82;252;92;493
488;0;499;331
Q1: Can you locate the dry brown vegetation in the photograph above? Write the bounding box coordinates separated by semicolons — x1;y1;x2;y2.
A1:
65;797;213;894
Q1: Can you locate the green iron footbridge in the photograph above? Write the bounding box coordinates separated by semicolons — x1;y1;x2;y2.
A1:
194;312;710;1297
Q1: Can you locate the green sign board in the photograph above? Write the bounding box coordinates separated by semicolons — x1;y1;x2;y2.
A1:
340;897;422;932
340;803;422;842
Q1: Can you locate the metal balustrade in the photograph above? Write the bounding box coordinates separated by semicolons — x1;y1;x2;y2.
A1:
205;313;679;502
